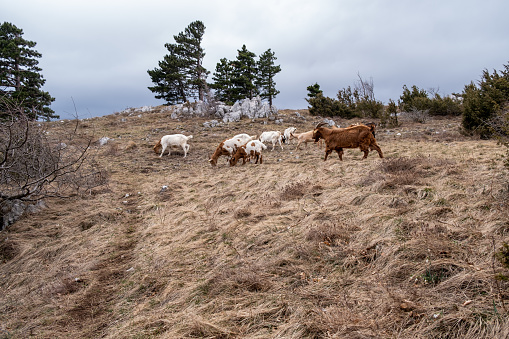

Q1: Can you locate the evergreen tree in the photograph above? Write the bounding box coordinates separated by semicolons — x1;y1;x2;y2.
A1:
306;83;323;99
256;48;281;107
231;45;257;102
173;20;208;101
399;85;430;112
0;22;56;120
148;44;189;104
148;20;208;105
462;63;509;138
210;58;235;104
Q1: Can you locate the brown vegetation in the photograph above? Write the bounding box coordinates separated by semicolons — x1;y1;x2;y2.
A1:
0;108;508;338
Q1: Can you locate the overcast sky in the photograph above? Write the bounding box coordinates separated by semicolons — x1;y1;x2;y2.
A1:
3;0;509;120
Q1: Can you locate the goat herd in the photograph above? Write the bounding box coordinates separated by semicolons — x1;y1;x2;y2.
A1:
153;122;384;166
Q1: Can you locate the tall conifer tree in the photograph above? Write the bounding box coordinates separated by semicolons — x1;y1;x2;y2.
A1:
256;48;281;107
231;45;257;102
0;22;56;120
148;20;208;105
210;58;235;104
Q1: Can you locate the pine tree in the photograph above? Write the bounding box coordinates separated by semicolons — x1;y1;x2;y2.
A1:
0;22;56;120
231;45;257;102
148;44;189;104
148;20;208;105
173;20;208;101
256;48;281;107
306;83;323;99
462;63;509;138
210;58;235;104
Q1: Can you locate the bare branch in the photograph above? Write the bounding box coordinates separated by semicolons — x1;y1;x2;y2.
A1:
1;99;107;229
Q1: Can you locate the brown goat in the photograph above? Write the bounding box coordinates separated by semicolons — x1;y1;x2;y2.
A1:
229;140;266;166
209;140;230;166
229;145;250;166
312;122;383;161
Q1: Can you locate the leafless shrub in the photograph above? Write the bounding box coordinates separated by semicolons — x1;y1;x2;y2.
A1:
306;222;351;246
0;102;107;229
379;157;424;187
380;156;419;173
407;107;430;123
280;180;309;200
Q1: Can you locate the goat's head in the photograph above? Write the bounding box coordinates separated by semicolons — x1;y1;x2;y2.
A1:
312;122;328;142
153;140;162;154
229;147;246;166
364;122;376;138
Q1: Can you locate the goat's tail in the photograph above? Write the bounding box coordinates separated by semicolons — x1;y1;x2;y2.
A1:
187;135;193;139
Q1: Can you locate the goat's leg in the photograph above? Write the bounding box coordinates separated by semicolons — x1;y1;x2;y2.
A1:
359;144;369;159
370;142;384;158
324;147;333;161
259;154;263;164
335;147;343;161
159;145;166;157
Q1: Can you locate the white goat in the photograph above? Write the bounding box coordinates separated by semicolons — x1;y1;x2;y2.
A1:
292;130;322;150
230;139;267;166
283;127;297;144
153;134;193;157
222;134;256;157
233;133;257;141
259;131;284;151
245;139;267;162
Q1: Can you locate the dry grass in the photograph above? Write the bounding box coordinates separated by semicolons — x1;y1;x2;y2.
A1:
0;109;508;338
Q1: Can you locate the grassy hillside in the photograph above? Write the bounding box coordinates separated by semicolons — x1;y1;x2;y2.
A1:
1;108;508;338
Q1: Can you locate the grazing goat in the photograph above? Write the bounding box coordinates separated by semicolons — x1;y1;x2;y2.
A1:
312;122;383;161
233;133;258;142
209;139;230;166
223;134;257;155
259;131;284;151
153;134;193;157
209;134;256;166
283;127;297;144
230;140;267;166
292;130;323;150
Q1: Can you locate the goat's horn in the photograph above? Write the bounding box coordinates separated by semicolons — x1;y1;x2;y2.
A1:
315;122;328;129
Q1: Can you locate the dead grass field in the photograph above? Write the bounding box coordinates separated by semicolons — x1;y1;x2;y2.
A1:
1;107;508;338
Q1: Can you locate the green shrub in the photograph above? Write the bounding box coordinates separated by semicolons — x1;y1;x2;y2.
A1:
399;85;462;116
461;64;509;138
380;99;399;128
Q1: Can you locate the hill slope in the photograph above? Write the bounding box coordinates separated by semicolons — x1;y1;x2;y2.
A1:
1;108;508;338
